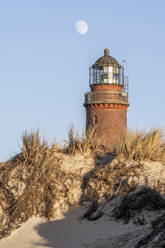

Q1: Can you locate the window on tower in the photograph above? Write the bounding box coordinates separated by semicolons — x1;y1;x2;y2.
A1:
94;115;98;125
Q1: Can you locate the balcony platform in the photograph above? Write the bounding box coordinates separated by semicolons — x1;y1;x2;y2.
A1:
84;91;129;106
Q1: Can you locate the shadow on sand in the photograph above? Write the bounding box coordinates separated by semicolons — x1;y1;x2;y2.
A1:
33;205;105;248
33;152;116;248
33;186;165;248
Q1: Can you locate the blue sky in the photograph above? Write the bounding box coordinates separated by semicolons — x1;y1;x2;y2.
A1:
0;0;165;160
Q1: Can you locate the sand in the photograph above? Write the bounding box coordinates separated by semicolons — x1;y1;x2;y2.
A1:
0;204;150;248
0;160;164;247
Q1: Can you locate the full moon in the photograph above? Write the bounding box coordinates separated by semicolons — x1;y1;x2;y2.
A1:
75;20;88;35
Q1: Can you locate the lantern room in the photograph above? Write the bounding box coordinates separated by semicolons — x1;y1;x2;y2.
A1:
89;48;123;86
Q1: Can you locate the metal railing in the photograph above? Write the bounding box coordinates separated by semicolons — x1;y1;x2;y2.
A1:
89;68;129;94
84;91;129;105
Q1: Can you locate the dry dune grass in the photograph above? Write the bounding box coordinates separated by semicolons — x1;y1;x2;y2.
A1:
64;125;105;154
83;159;143;202
116;128;165;162
113;186;165;224
0;127;165;240
64;127;165;161
0;127;104;239
82;128;165;224
0;130;84;239
83;129;165;204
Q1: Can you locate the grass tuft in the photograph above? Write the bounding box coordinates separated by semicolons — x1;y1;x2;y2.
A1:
0;130;83;239
65;125;105;154
116;128;165;161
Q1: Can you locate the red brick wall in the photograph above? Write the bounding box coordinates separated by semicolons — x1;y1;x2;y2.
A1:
91;84;123;92
86;105;127;150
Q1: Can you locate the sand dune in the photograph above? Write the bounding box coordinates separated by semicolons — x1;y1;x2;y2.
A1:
0;204;155;248
0;129;165;247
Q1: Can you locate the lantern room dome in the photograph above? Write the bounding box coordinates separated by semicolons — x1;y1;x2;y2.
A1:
93;48;121;68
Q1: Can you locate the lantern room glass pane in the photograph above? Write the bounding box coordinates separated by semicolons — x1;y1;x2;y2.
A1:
89;66;121;86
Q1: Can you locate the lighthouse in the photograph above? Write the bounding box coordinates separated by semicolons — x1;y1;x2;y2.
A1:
84;48;129;149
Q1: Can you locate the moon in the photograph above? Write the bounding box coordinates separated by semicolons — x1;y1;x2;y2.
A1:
75;20;88;35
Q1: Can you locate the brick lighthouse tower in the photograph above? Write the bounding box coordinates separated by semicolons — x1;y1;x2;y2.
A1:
84;48;129;149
